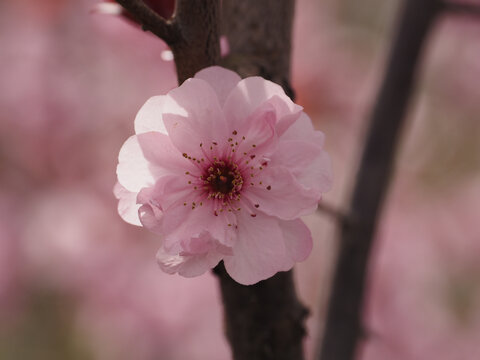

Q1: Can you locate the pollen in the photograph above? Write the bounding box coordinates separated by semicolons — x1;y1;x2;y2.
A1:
203;158;244;202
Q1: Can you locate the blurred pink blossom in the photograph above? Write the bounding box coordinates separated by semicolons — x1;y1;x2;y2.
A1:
361;181;480;360
20;187;230;360
115;66;332;285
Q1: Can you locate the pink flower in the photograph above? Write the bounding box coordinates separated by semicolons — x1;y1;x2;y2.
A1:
115;66;332;285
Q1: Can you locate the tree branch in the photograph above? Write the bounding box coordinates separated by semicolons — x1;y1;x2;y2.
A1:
114;0;179;44
318;1;442;359
116;0;220;83
213;2;308;360
170;0;221;83
214;264;307;360
444;1;480;17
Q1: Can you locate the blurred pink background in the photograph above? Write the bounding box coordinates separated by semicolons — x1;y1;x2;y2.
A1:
1;0;480;359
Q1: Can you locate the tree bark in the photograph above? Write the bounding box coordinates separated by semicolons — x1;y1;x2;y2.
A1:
170;0;221;83
213;2;308;360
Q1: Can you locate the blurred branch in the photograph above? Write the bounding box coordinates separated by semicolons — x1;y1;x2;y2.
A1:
116;0;220;83
317;1;442;360
115;0;179;44
444;1;480;17
214;2;308;360
317;202;346;221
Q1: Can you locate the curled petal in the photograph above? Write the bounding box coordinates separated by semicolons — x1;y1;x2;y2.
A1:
113;182;141;226
157;233;230;277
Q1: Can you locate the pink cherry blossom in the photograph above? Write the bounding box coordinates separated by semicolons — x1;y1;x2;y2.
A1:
115;66;332;285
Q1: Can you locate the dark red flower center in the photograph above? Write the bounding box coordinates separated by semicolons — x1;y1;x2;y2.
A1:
204;160;243;199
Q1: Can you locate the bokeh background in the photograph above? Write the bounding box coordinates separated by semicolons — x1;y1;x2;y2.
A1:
1;0;480;359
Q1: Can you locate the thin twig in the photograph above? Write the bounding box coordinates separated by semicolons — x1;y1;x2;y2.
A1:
115;0;179;45
317;1;442;359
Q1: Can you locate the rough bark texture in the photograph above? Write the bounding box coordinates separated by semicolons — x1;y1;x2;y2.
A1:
170;0;221;83
318;1;442;360
214;264;307;360
221;0;295;98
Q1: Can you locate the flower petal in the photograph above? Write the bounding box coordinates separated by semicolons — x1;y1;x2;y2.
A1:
117;132;195;192
234;102;278;157
278;219;313;262
245;166;319;220
163;78;228;157
138;203;163;234
157;232;233;277
223;77;302;133
137;174;237;251
223;211;293;285
270;139;323;176
280;113;325;147
161;200;238;252
295;150;333;195
113;182;141;226
273;112;333;196
136;174;195;236
194;66;241;107
156;246;223;278
134;96;168;135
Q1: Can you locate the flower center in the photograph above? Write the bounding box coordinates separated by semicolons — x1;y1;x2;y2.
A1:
204;160;243;200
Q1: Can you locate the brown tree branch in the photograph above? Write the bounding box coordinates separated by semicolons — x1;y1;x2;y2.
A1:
116;0;221;83
170;0;221;83
318;1;442;359
212;2;308;360
444;1;480;17
114;0;179;44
